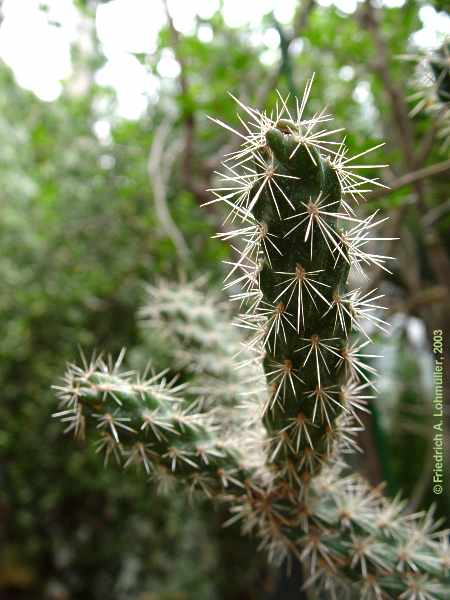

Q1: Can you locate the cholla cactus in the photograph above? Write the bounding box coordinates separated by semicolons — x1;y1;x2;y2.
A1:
54;78;450;598
207;76;391;487
138;278;253;406
403;40;450;148
430;42;450;105
53;350;250;495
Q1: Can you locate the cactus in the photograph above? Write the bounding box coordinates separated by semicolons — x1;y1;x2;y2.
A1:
54;78;450;598
404;40;450;148
208;78;390;488
53;350;250;495
137;278;254;407
430;41;450;105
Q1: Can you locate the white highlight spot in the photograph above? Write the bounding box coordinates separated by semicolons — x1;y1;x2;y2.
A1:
222;0;274;27
382;0;405;7
334;0;358;14
263;28;281;50
96;0;164;54
0;0;78;101
289;39;304;57
274;1;297;24
195;0;220;19
93;119;112;143
353;81;370;104
412;5;450;49
198;24;214;43
157;49;181;79
95;53;159;120
260;49;278;66
339;65;355;81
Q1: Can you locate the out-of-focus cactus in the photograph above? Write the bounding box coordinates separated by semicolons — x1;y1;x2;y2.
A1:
430;42;450;105
138;279;253;406
54;78;450;598
403;40;450;148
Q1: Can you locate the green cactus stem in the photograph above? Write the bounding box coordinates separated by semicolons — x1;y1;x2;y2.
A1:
53;353;247;496
251;124;352;483
211;79;389;489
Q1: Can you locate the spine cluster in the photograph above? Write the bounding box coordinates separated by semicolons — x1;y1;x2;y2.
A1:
54;78;450;599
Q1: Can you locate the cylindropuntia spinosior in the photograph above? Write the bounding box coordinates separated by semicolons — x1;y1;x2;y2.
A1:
402;40;450;149
54;77;450;598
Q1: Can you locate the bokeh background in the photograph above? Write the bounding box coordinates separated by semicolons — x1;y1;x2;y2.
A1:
0;0;449;598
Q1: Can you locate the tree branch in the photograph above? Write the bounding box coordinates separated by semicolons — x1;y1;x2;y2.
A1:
358;1;417;167
292;0;316;39
368;158;450;200
162;0;199;203
148;120;191;262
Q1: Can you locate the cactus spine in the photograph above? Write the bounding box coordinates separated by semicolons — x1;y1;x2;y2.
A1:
54;78;450;598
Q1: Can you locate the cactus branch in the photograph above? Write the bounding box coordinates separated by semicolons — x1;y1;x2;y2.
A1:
54;78;450;599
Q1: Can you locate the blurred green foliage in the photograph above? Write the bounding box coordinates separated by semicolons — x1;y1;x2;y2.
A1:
0;51;247;600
